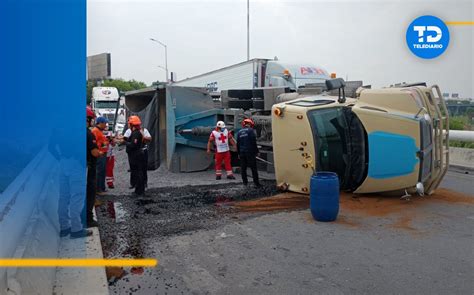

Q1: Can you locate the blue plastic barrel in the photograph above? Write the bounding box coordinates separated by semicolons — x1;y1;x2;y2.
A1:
310;172;340;222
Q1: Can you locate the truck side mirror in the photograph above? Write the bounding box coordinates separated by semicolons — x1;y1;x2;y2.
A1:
325;78;345;90
326;78;346;103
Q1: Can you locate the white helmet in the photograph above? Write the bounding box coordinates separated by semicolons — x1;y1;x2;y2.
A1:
216;121;226;128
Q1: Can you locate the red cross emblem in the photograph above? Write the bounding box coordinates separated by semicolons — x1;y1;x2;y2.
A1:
218;133;227;143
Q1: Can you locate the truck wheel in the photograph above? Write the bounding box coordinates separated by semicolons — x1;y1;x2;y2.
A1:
228;89;253;100
228;99;254;110
252;99;265;110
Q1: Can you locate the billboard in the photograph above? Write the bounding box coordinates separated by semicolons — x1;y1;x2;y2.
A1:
87;53;111;80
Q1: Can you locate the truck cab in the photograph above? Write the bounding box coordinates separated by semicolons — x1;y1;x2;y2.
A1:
271;84;449;195
91;87;125;133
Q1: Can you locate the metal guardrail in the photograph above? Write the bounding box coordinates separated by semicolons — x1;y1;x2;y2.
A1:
449;130;474;142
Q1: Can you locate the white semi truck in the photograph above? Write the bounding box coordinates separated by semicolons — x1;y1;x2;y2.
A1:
91;86;126;133
173;58;330;92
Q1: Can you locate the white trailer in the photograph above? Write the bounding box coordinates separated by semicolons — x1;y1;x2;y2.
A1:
173;58;330;92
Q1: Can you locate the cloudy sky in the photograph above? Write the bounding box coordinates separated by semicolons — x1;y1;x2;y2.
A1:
88;0;473;98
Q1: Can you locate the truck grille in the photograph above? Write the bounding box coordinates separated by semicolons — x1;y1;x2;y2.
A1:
104;113;115;122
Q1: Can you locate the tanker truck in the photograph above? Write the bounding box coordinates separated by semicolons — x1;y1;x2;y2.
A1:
172;58;330;92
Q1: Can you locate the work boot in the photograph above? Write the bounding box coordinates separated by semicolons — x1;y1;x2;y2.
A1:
227;175;236;180
87;220;98;228
59;228;71;237
70;229;93;239
216;175;221;180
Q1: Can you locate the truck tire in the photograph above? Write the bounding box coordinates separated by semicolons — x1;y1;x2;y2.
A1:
252;99;265;110
228;89;253;100
228;99;253;110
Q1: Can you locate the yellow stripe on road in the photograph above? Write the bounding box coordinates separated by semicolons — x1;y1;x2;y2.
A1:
0;258;158;267
445;21;474;25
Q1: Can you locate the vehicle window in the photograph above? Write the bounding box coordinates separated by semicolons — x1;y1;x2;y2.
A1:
95;101;118;109
289;99;334;107
307;107;348;177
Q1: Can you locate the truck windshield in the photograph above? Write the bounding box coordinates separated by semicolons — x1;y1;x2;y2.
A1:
95;101;118;109
308;107;367;190
308;107;349;178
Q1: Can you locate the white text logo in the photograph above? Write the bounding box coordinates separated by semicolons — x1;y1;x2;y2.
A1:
413;26;442;42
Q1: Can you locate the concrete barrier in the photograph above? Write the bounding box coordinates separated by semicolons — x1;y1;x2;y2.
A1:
0;148;108;295
0;148;60;295
449;147;474;171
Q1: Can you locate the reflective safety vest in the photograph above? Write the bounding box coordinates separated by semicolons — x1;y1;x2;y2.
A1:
211;129;230;153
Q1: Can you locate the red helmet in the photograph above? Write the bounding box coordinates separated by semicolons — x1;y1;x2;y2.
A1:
241;118;254;128
128;115;141;126
86;106;95;118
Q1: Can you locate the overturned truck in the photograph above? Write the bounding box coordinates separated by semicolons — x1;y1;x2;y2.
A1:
125;80;449;196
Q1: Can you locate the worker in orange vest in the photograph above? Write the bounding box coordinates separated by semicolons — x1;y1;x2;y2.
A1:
91;117;109;195
207;121;236;180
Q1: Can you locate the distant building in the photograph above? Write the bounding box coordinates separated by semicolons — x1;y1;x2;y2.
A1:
87;53;111;81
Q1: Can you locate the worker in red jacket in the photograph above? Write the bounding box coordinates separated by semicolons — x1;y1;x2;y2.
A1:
207;121;236;180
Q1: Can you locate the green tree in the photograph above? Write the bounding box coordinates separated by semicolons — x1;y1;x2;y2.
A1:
449;116;467;130
466;107;474;122
86;78;147;104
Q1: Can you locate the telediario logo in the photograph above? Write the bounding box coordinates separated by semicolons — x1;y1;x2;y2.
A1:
406;15;450;59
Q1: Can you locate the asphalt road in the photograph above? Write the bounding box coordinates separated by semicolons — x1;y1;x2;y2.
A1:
100;168;473;295
439;168;473;195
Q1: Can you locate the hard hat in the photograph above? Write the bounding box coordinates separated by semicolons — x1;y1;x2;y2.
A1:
241;118;255;128
86;106;95;118
128;115;141;126
96;117;109;124
128;115;139;123
216;121;226;128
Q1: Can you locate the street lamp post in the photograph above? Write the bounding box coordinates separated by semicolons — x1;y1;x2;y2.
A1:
247;0;250;61
149;38;168;82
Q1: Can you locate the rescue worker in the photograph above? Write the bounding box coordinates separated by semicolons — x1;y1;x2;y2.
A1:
105;131;116;189
123;116;152;189
237;118;261;187
84;107;102;228
207;121;236;180
126;115;146;196
92;117;109;195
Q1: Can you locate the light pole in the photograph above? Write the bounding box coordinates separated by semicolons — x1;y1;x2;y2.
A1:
149;38;168;82
247;0;250;60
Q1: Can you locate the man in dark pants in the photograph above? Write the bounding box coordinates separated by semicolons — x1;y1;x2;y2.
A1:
237;118;261;187
84;107;102;228
126;116;145;196
123;118;152;189
92;116;109;195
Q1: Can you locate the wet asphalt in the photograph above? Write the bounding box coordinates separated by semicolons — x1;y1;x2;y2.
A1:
97;149;474;294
